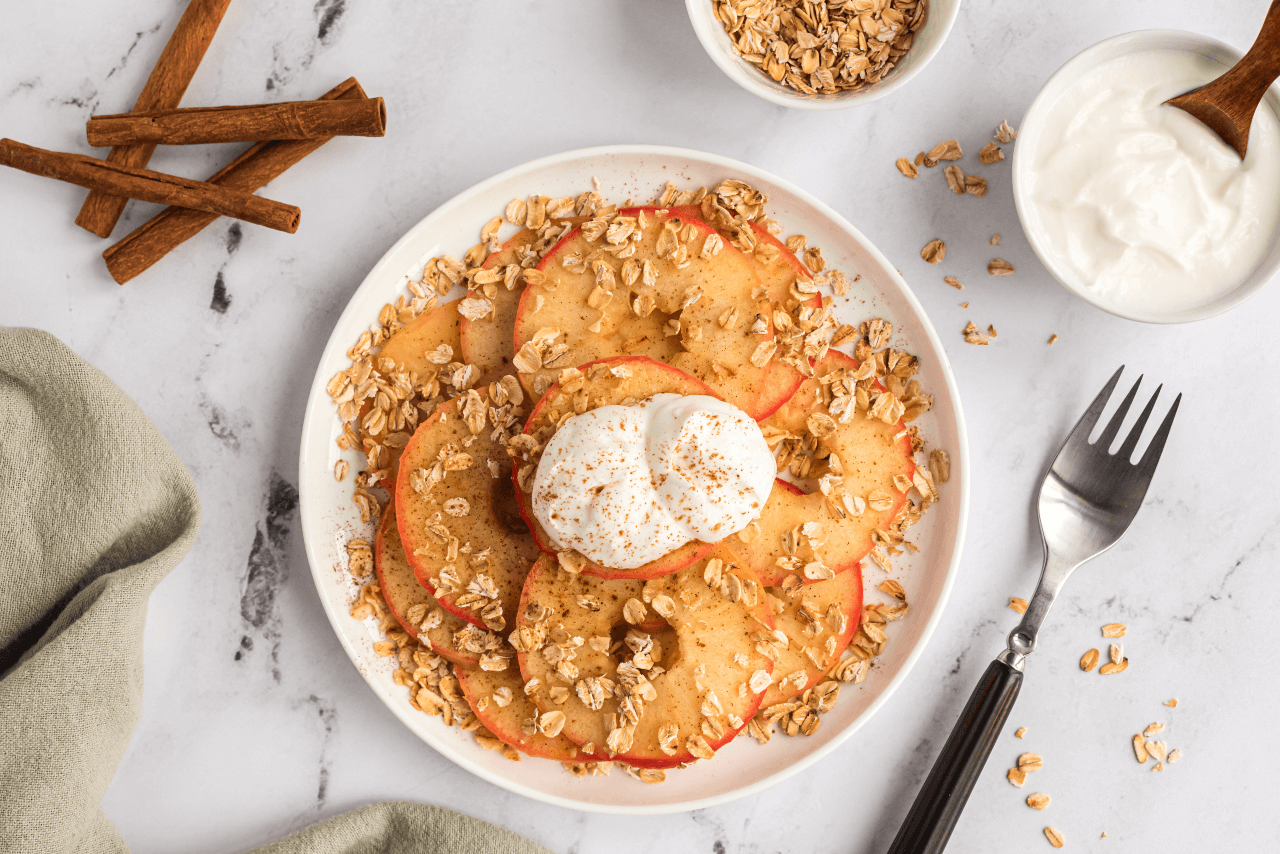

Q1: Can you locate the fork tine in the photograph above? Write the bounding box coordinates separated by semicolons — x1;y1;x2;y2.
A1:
1063;366;1124;450
1117;384;1161;461
1095;375;1143;450
1137;392;1181;474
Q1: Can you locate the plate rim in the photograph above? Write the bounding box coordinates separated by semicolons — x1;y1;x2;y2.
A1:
298;143;971;815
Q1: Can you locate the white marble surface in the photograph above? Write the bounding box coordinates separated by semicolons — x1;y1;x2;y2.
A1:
3;0;1278;851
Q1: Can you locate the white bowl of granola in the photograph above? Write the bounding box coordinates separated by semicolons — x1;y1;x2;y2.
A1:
298;145;970;812
686;0;961;110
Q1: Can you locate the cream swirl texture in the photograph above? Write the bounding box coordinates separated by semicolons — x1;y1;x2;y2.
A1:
531;394;774;569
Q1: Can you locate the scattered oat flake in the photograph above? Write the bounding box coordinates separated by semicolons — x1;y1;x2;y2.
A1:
921;239;946;264
944;276;964;290
979;142;1005;164
963;321;990;345
1048;334;1058;346
1168;748;1182;763
334;459;349;481
1080;648;1099;672
1164;698;1178;707
990;234;1001;245
1015;727;1027;739
988;258;1015;276
1008;767;1026;787
1009;597;1028;614
1018;752;1043;773
960;301;969;308
878;579;907;600
987;324;998;338
1132;734;1148;763
1101;623;1126;637
1099;659;1128;675
1143;722;1164;737
1027;793;1050;810
996;120;1018;143
944;164;966;194
896;157;919;178
928;139;964;162
1044;826;1064;848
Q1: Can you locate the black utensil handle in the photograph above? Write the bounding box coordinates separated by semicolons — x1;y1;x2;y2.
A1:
885;657;1024;854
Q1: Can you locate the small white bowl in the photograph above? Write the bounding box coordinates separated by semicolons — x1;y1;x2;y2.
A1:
685;0;961;110
1012;30;1280;324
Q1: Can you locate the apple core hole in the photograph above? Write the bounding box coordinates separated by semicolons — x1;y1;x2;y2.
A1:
608;619;681;671
490;468;527;534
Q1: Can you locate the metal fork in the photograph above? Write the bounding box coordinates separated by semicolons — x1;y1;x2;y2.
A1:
886;366;1181;854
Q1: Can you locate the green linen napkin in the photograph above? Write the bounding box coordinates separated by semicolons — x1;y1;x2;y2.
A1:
0;328;552;854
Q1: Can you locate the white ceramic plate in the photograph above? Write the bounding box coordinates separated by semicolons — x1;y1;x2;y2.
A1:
298;145;970;814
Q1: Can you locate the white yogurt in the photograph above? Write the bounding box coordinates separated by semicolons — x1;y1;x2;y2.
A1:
1025;48;1280;314
531;394;775;570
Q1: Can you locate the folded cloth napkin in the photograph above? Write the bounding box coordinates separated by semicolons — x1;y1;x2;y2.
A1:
0;329;551;854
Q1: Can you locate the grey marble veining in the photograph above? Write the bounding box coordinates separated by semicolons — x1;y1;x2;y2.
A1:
3;0;1278;851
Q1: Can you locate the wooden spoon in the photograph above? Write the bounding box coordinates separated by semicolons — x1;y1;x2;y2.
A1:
1165;0;1280;158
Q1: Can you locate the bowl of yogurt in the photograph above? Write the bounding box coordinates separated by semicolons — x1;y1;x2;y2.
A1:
1012;30;1280;323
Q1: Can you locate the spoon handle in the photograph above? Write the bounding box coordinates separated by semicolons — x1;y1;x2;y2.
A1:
1205;0;1280;113
885;655;1023;854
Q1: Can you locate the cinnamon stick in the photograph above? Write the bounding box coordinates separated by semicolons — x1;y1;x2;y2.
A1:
104;77;366;285
75;0;233;238
87;97;386;146
0;139;299;234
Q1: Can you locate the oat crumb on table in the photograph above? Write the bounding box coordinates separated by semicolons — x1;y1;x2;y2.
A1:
963;321;990;345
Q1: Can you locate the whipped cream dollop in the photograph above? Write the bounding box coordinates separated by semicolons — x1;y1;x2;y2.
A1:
531;394;774;569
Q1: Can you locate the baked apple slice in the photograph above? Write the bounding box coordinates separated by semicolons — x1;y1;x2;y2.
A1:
513;546;773;768
456;664;592;761
374;504;509;670
758;569;862;707
357;298;463;481
512;207;780;417
509;355;722;580
669;204;817;419
395;379;540;632
459;229;534;386
737;350;915;580
460;220;589;386
377;297;462;378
